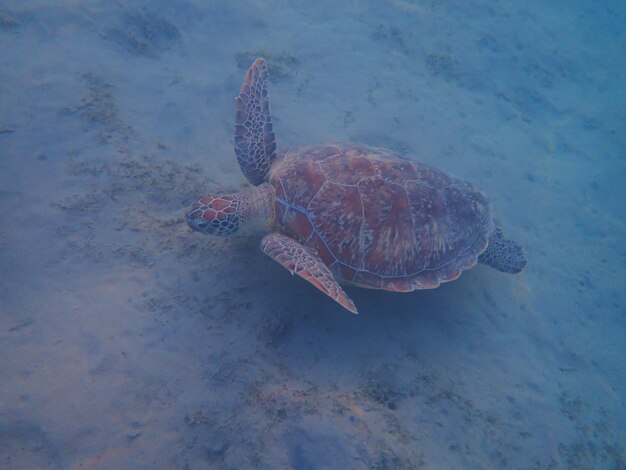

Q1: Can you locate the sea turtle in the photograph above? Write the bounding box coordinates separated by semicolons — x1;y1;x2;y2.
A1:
186;58;526;314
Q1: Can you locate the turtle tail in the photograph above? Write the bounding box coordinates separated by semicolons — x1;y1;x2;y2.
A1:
478;228;527;274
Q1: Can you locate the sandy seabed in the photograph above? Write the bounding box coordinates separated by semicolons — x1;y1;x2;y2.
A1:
0;1;624;468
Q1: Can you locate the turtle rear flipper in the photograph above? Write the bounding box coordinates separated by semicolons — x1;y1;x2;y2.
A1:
261;233;358;314
234;58;277;186
478;228;527;274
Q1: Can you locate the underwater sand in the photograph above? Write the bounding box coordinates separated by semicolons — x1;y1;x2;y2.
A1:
0;1;624;468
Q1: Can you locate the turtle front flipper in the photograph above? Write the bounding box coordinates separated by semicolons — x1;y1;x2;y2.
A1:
478;228;527;274
261;233;358;314
234;58;277;186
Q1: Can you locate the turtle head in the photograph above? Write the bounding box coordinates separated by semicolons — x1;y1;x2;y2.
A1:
185;194;243;236
185;183;275;236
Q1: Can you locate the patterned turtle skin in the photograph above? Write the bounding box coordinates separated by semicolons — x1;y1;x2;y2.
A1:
186;58;526;314
268;143;491;292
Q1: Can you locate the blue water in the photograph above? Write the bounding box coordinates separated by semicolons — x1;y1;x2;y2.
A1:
1;1;624;468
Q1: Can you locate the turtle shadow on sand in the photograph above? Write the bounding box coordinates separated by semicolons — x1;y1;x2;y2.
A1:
226;228;522;371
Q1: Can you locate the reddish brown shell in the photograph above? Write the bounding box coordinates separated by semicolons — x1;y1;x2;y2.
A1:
268;143;492;291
